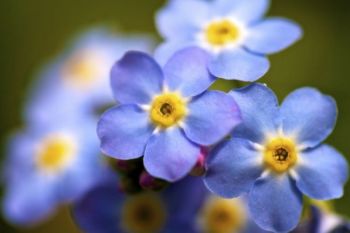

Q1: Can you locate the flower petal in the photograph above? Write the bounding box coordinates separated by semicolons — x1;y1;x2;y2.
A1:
229;83;280;143
3;177;56;225
155;41;193;66
245;18;302;55
280;87;337;148
249;175;303;232
164;47;215;97
144;127;200;182
156;0;209;39
215;0;270;24
204;138;263;198
97;105;154;159
73;175;124;233
209;49;270;81
163;176;207;221
183;90;241;146
295;144;348;200
111;51;163;104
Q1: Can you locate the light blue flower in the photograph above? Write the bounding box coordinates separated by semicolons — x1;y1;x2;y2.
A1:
97;47;241;182
309;205;350;233
204;84;348;232
73;174;207;233
2;119;109;225
25;28;154;125
197;195;272;233
155;0;302;81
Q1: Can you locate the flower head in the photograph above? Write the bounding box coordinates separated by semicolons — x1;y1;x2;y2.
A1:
25;28;154;125
97;47;241;182
155;0;302;81
73;175;207;233
204;84;348;232
2;120;108;225
308;202;350;233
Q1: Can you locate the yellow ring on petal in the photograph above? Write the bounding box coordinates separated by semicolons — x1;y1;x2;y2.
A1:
36;134;76;174
121;192;167;233
200;197;246;233
62;50;105;89
263;137;298;173
206;20;240;47
150;92;187;128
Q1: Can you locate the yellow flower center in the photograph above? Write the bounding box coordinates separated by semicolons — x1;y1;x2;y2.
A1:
63;50;104;88
121;193;167;233
263;137;298;173
36;134;76;174
200;197;246;233
150;93;187;128
206;20;240;46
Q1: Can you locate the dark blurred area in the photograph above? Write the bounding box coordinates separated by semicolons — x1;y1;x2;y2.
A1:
0;0;349;232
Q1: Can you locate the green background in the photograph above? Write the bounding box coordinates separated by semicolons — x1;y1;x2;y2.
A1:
1;0;349;232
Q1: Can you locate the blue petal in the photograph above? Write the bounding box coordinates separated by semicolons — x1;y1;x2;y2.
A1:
73;174;124;233
58;162;108;202
209;49;270;81
295;144;348;200
58;122;108;202
229;83;280;143
204;138;263;198
249;175;303;233
144;127;200;182
155;41;195;66
3;176;57;225
163;176;207;223
164;47;215;97
280;87;337;148
214;0;270;24
245;18;302;55
156;0;209;39
183;90;241;146
97;105;154;159
111;51;163;105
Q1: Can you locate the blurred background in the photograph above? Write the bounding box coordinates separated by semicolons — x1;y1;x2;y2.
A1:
0;0;349;232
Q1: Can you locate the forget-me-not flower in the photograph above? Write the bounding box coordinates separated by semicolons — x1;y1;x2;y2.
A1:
73;174;207;233
26;28;154;124
2;120;108;225
155;0;302;81
204;84;348;232
309;203;350;233
198;195;271;233
97;47;241;182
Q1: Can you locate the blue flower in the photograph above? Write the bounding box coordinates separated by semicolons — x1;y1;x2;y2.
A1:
72;175;207;233
155;0;302;81
204;84;348;232
25;28;154;125
97;48;242;182
309;204;350;233
2;120;109;225
198;195;272;233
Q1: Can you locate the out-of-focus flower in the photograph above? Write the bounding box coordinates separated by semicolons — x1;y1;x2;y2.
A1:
155;0;302;81
308;201;350;233
197;194;317;233
73;175;207;233
204;84;348;232
25;28;154;125
198;196;250;233
97;48;241;182
2;120;108;225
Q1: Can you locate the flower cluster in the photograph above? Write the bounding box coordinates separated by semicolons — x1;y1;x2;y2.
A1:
2;0;349;233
